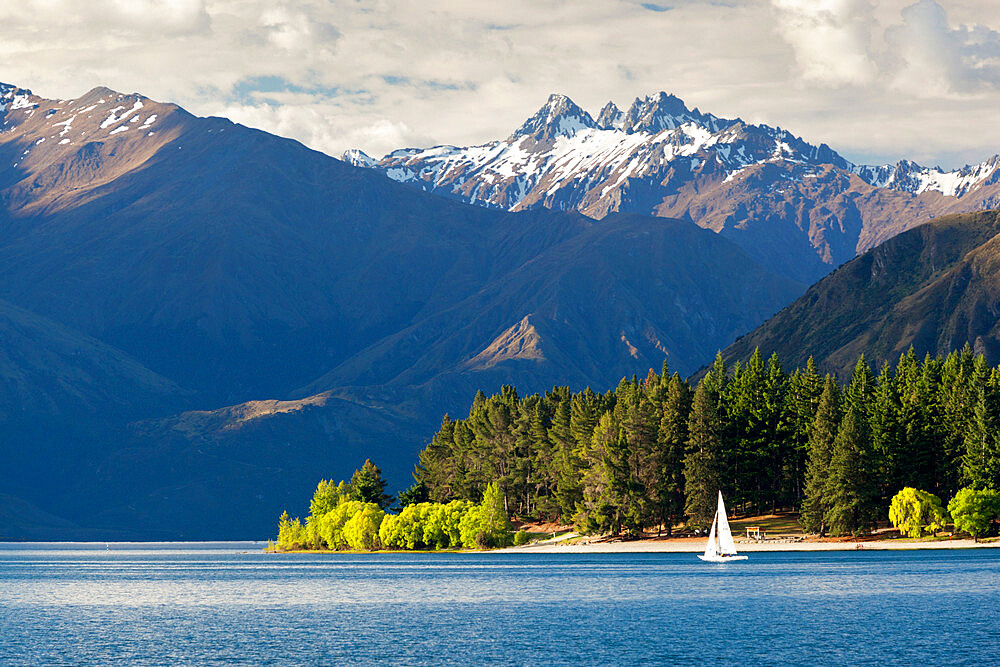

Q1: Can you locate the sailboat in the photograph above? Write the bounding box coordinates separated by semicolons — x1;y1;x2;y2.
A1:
697;491;748;562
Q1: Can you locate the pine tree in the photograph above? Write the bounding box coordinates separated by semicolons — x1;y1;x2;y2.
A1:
395;481;430;509
824;407;878;536
576;411;622;534
962;386;1000;490
845;354;876;417
785;358;823;503
800;377;840;534
619;380;658;532
726;349;765;513
416;414;457;501
656;373;690;534
869;362;902;506
349;459;393;509
549;395;583;522
938;348;976;496
684;380;723;528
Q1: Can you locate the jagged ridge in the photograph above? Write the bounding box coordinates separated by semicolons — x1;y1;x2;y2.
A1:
349;91;1000;283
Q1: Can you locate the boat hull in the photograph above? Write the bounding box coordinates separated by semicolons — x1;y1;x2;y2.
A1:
697;554;749;562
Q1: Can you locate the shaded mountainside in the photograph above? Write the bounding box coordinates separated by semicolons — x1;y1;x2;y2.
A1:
0;297;188;524
298;214;803;394
0;83;802;539
351;92;1000;284
0;84;591;402
723;210;1000;376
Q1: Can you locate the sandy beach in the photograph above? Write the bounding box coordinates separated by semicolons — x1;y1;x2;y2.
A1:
507;535;999;553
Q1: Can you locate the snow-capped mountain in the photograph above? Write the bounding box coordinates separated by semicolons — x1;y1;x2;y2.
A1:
853;157;1000;198
349;92;1000;282
364;92;850;216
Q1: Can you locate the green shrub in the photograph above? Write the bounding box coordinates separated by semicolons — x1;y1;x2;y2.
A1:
513;530;530;546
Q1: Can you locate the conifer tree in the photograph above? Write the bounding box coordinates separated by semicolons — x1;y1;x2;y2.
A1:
800;377;840;534
576;411;621;534
869;363;902;505
939;347;976;495
416;414;457;501
962;387;1000;490
684;380;723;527
349;459;393;509
785;357;823;502
550;396;583;521
395;481;430;509
824;407;878;536
845;355;876;417
656;373;690;534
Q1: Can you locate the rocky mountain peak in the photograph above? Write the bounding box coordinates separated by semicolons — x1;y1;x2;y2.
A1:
510;93;598;142
621;91;726;134
342;148;376;167
596;101;624;130
0;83;36;120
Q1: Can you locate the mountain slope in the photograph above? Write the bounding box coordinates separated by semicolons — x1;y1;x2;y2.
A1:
0;297;187;537
721;210;1000;376
0;82;805;539
0;83;593;402
300;214;804;394
350;92;1000;283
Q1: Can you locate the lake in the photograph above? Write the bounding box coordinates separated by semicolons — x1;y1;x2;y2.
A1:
1;543;997;665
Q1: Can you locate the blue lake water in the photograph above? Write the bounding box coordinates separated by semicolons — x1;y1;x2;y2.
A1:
1;543;998;665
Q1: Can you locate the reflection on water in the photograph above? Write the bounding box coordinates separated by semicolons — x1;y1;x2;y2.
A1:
1;543;998;665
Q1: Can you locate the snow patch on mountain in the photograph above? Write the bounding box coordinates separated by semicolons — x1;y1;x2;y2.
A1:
362;92;865;212
351;91;1000;212
854;157;1000;197
0;83;36;120
341;148;376;167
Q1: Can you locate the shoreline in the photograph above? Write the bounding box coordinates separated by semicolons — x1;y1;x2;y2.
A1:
506;536;1000;553
264;536;1000;555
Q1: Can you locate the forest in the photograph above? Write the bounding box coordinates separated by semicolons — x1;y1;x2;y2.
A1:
413;347;1000;538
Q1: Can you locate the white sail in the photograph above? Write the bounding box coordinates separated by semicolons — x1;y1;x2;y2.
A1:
703;512;719;559
697;490;748;562
716;491;738;555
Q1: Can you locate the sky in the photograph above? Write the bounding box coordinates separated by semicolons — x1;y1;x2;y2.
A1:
2;0;1000;169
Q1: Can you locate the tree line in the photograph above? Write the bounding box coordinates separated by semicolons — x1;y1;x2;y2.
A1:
271;460;514;551
413;346;1000;537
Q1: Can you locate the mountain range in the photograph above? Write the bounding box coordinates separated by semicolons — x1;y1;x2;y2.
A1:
5;81;1000;539
347;92;1000;283
0;82;803;539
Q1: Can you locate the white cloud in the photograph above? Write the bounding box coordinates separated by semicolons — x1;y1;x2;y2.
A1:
772;0;1000;96
772;0;878;85
885;0;1000;96
3;0;1000;168
216;102;433;160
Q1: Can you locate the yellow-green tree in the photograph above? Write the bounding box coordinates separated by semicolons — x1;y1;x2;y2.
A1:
310;479;346;517
460;481;512;548
423;500;474;549
888;487;947;538
343;503;385;550
276;511;307;550
948;487;1000;541
378;514;402;549
317;499;365;549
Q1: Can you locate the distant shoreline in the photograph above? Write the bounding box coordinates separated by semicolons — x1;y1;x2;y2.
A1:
505;537;1000;553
